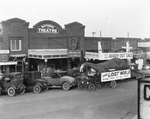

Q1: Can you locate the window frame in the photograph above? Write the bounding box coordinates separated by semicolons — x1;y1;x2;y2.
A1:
10;39;22;51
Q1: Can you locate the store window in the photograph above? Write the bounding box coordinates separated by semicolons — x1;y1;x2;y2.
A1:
10;40;21;51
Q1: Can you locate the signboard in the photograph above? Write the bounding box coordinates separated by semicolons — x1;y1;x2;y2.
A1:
138;42;150;47
85;52;133;60
138;79;150;119
84;52;99;60
0;50;9;54
37;24;59;33
67;50;81;57
101;69;131;82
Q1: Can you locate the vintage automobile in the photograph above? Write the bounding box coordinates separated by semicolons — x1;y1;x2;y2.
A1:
23;71;48;94
76;75;96;91
43;71;76;91
0;72;26;96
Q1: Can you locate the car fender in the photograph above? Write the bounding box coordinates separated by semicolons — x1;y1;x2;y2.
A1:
62;81;71;86
17;83;26;89
7;86;16;90
36;82;43;87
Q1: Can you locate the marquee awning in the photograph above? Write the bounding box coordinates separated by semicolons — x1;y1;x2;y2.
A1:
28;49;67;59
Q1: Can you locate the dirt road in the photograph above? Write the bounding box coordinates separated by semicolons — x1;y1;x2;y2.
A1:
0;80;137;119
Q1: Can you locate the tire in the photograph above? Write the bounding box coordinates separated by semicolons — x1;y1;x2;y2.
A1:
78;82;85;90
62;82;70;91
43;82;49;91
110;81;117;88
33;84;41;94
44;86;49;92
88;83;96;91
20;88;25;95
7;87;16;96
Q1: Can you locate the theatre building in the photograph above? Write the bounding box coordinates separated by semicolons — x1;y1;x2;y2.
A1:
0;18;85;72
28;20;85;71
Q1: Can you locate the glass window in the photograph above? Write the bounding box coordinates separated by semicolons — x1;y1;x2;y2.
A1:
10;40;21;51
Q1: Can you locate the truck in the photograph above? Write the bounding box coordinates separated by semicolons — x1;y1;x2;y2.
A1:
75;58;144;91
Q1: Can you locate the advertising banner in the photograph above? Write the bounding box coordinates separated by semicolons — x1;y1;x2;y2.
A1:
85;52;133;60
101;69;131;82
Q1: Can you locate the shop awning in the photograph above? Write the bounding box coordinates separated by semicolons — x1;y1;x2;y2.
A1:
28;49;67;59
0;61;18;66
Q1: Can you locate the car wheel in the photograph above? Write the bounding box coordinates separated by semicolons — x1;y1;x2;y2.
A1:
110;81;117;88
78;82;85;90
7;87;16;96
62;82;70;91
20;88;25;95
43;82;49;91
33;84;41;94
88;83;96;91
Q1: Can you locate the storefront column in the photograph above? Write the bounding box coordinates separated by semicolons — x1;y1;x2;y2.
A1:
44;59;48;76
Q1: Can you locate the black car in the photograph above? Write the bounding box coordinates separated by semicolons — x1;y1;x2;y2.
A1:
23;71;48;94
0;72;26;96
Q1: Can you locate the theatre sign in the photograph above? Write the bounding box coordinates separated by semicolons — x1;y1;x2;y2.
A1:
37;24;59;33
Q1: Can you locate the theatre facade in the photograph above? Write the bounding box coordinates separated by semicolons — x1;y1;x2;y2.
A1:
0;18;85;72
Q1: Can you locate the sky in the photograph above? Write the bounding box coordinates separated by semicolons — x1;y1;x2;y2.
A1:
0;0;149;38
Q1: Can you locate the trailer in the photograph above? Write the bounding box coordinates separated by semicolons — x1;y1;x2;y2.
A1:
75;58;143;91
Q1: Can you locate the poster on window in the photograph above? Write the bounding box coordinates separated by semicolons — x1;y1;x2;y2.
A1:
101;69;131;82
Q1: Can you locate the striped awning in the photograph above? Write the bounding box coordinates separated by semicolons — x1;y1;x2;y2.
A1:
10;54;26;57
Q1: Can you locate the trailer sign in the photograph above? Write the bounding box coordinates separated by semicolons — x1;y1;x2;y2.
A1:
101;69;131;82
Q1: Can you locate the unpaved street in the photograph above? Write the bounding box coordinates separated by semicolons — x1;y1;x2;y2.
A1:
0;80;137;119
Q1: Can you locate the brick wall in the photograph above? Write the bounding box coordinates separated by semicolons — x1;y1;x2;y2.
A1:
2;18;29;56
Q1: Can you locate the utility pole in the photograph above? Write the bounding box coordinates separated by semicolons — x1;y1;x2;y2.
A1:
100;30;102;40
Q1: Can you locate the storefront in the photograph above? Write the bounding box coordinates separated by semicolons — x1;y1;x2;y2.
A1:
0;50;18;73
28;49;68;71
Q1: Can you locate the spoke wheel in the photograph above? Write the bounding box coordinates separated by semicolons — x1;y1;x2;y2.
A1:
7;87;16;96
88;83;96;91
62;82;70;91
110;81;117;88
33;84;41;94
